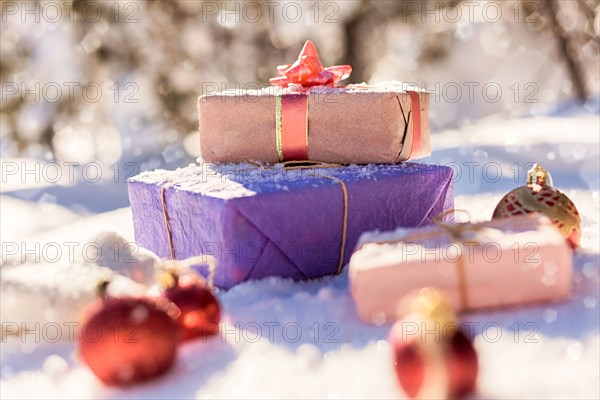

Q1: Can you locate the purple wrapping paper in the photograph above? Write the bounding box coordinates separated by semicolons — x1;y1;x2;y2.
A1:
128;162;454;289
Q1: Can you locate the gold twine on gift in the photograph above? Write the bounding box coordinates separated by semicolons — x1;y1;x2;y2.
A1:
275;94;284;162
160;183;177;262
359;210;490;311
242;158;342;171
243;159;349;274
160;160;350;281
428;210;542;310
433;210;473;311
160;181;217;288
316;174;349;274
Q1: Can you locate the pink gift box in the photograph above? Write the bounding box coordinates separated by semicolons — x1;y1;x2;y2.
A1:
349;214;573;324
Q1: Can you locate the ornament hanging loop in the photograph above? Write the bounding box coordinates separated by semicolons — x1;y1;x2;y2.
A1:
409;287;457;329
157;255;217;289
527;163;553;187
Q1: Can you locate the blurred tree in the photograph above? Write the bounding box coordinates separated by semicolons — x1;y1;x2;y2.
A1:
0;0;598;160
341;0;459;83
545;0;599;100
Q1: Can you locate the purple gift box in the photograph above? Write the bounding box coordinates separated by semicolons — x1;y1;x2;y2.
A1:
128;162;454;289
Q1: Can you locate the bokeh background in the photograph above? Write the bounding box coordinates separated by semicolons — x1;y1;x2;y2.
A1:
2;0;599;161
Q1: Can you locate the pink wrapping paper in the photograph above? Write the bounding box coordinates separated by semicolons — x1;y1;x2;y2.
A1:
349;214;572;324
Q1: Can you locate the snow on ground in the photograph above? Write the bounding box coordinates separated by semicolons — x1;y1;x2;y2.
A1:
1;115;599;399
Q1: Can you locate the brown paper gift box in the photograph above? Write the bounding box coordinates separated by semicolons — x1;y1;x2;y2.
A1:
198;84;430;164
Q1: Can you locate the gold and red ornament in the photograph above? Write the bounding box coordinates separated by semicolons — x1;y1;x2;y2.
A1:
389;288;478;399
492;163;581;248
159;270;221;342
77;281;178;386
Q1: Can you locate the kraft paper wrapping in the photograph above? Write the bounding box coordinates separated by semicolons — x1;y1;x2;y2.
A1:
198;84;430;164
349;214;573;324
128;162;453;289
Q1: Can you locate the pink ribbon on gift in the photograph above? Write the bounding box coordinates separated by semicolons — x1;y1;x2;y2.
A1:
269;40;352;88
406;91;422;158
270;41;352;161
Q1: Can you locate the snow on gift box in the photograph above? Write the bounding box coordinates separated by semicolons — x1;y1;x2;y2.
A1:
127;161;454;289
349;214;573;324
198;40;430;164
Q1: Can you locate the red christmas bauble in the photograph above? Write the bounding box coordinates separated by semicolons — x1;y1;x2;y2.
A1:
390;288;478;399
162;274;221;341
445;329;479;398
393;337;426;398
390;321;478;399
78;296;178;386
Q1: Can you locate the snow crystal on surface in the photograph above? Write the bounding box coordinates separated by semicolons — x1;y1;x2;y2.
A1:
129;162;446;199
1;261;145;329
1;231;153;329
199;81;427;98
